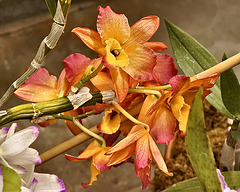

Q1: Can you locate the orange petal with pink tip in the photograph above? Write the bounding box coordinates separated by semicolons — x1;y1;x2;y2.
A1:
135;134;149;169
57;69;69;97
109;67;129;103
148;134;173;176
65;140;102;161
82;159;101;188
25;68;57;88
90;71;114;91
15;84;58;102
123;43;156;81
127;16;159;45
72;27;105;55
135;156;152;189
63;53;91;83
93;147;111;172
106;125;146;154
97;6;130;45
97;107;121;134
138;95;158;126
144;42;168;52
150;105;177;144
108;143;135;166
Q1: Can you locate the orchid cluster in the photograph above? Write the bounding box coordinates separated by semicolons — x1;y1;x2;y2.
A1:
11;6;219;189
2;3;240;191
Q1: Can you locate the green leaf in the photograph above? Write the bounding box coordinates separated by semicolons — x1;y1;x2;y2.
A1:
165;19;233;119
1;166;22;191
162;171;240;192
231;129;240;142
185;87;222;191
220;69;240;117
45;0;58;18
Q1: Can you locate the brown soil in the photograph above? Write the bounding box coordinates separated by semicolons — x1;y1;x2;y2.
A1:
152;101;228;191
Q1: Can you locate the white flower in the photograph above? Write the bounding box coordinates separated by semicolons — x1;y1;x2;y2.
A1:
0;123;41;174
21;169;65;192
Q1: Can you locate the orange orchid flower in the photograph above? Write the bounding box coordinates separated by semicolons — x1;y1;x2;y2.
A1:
65;140;111;188
148;73;220;138
72;6;177;102
106;124;172;189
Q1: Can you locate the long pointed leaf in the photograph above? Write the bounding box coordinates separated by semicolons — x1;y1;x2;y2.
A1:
165;19;233;119
45;0;58;18
162;171;240;192
185;87;222;191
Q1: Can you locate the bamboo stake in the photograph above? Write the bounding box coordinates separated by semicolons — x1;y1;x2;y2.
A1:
0;0;71;108
191;52;240;81
39;102;143;164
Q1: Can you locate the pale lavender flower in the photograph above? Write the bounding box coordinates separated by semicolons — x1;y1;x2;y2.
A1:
217;169;240;192
21;172;65;192
0;123;41;174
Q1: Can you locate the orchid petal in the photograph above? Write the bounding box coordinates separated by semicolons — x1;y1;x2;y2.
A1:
144;42;168;52
97;6;130;45
108;143;135;166
90;71;114;91
38;119;59;128
63;53;91;83
109;67;129;103
33;173;65;192
151;105;177;144
138;95;158;126
15;84;58;102
0;127;8;145
171;94;190;133
93;147;111;172
148;134;172;176
6;123;17;139
63;110;83;135
82;159;101;188
153;54;178;85
127;16;159;45
65;140;101;161
123;44;156;81
1;126;39;156
135;134;149;169
135;157;152;189
25;68;57;88
107;125;146;154
169;75;190;98
6;148;41;165
72;27;105;55
57;69;69;97
97;107;121;134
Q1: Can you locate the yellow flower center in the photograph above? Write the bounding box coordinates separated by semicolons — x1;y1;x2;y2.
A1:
105;38;129;68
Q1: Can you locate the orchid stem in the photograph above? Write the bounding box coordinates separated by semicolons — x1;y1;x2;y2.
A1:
70;62;103;94
73;118;106;147
111;101;149;131
135;84;171;91
39;102;143;164
191;52;240;81
128;88;162;98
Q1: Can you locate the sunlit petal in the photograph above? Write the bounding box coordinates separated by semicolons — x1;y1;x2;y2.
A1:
148;134;172;176
127;16;159;44
123;44;156;81
72;27;105;55
93;147;111;172
109;67;129;103
144;42;168;52
97;6;130;45
90;71;114;91
15;84;58;102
